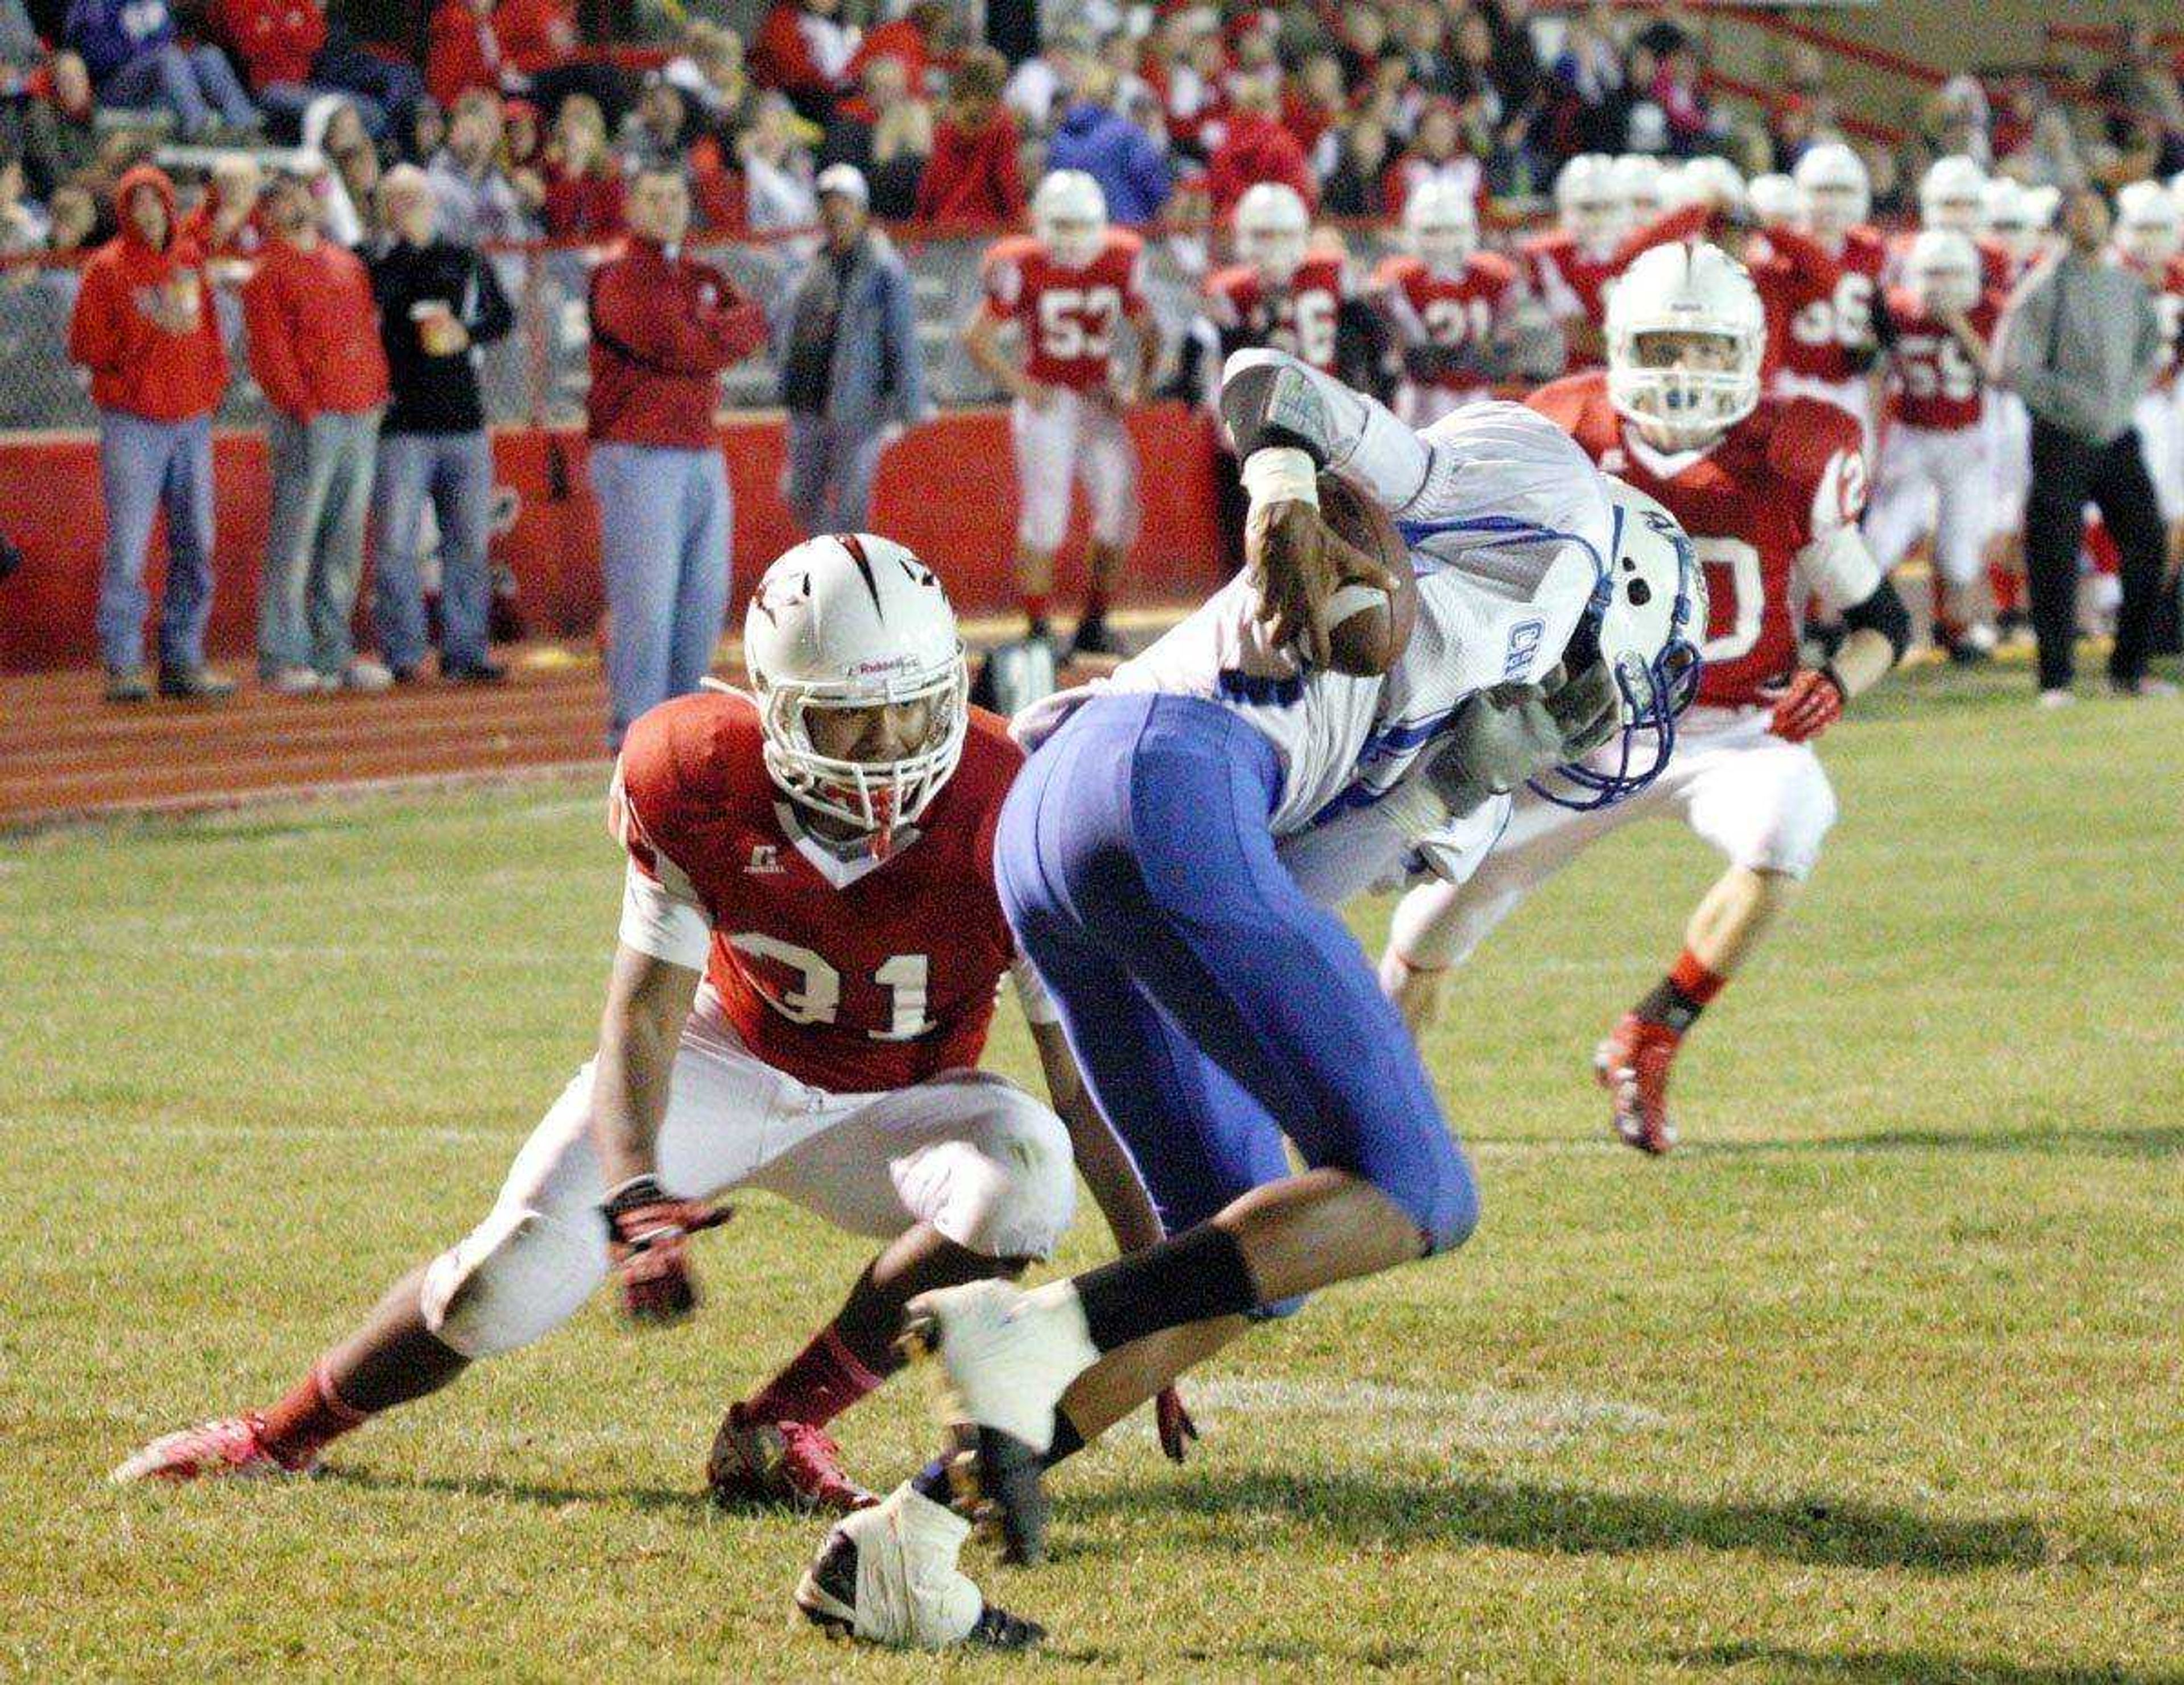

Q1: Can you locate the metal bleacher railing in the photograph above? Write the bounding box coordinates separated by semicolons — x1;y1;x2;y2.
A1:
0;216;1433;436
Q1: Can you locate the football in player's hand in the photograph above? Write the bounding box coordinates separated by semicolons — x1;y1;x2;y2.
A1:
1315;472;1418;677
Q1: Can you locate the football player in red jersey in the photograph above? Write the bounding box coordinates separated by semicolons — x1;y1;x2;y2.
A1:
1868;231;2006;659
1381;243;1910;1153
966;170;1161;656
1197;181;1350;566
1616;159;1852;430
1371;177;1525;428
2108;182;2184;570
1521;153;1625;369
1777;143;1892;457
113;535;1174;1513
1975;177;2054;629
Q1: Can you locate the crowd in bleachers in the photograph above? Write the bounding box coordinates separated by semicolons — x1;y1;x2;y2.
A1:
2;1;2183;266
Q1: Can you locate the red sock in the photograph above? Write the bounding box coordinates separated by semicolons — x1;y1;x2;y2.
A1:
1081;585;1110;623
742;1326;884;1430
1022;591;1050;629
258;1361;369;1463
1669;949;1726;1007
1989;564;2022;616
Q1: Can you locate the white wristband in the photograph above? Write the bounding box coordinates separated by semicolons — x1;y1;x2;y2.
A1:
1240;445;1319;510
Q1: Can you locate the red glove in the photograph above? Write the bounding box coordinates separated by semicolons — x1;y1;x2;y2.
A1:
1155;1386;1200;1463
599;1175;732;1324
1766;664;1845;743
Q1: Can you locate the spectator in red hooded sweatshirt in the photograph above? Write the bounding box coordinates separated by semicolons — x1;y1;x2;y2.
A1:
242;168;392;695
67;164;235;702
841;0;951;103
1206;67;1312;214
913;44;1021;223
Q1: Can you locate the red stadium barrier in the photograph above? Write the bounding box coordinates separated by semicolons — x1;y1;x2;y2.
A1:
0;404;1227;672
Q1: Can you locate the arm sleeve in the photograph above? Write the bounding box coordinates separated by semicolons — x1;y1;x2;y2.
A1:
466;248;516;346
1795;523;1883;615
2135;287;2165;387
65;262;117;374
242;272;311;418
887;258;929;421
590;258;763;376
617;860;711;970
1221;345;1435;512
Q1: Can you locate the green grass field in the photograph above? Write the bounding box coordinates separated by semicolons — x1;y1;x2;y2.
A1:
5;663;2182;1683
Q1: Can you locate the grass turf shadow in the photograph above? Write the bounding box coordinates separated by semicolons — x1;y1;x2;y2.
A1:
1676;1642;2183;1684
1064;1470;2105;1574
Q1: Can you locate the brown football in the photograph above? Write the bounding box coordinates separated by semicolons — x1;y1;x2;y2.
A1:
1314;471;1418;677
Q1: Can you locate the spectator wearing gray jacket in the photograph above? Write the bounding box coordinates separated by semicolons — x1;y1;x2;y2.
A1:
1996;185;2174;703
777;164;930;537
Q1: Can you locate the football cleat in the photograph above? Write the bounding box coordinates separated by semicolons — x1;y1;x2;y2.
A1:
110;1415;316;1484
707;1404;876;1514
897;1280;1098;1566
794;1484;1044;1650
1594;1013;1681;1156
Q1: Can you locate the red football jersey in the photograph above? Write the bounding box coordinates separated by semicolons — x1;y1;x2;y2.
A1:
1520;229;1616;332
980;229;1148;392
610;690;1025;1094
1778;225;1887;383
1972;237;2020;296
1371;252;1518;386
1201;253;1349;374
1529;373;1871;708
2111;250;2184;388
1884;290;2000;432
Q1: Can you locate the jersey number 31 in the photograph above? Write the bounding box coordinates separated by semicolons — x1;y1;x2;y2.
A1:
731;934;935;1042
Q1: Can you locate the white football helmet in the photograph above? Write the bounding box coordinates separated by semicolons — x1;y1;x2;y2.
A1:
1611;154;1666;224
1919;155;1987;234
1747;172;1807;231
1678;155;1747;215
1234;180;1311;285
742;533;970;843
1555;152;1623;245
1793;142;1870;236
1904;228;1981;315
1532;477;1706;810
2115;179;2182;267
1606;240;1766;446
1405;177;1477;275
1978;176;2042;261
1032;169;1107;269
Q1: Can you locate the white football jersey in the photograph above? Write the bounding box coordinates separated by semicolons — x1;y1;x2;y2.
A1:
1057;380;1610;838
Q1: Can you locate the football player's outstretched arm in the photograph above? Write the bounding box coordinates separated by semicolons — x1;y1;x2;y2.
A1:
963;307;1044;407
588;943;730;1324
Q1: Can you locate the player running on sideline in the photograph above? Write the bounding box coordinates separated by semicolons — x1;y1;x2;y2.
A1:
789;347;1703;1649
1384;243;1911;1154
113;535;1172;1514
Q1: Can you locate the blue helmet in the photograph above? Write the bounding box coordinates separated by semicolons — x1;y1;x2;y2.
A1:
1529;477;1706;811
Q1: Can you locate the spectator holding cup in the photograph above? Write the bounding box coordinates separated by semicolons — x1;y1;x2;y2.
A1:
367;163;514;684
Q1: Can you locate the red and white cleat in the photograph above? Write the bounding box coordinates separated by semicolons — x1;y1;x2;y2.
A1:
110;1415;315;1484
1594;1013;1681;1156
708;1404;876;1514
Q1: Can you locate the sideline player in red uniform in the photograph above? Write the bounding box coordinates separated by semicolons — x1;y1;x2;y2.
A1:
1868;230;2005;657
1197;180;1350;567
113;535;1172;1508
966;169;1160;656
1382;243;1910;1153
1784;142;1892;456
1521;152;1624;369
1616;162;1850;427
1371;177;1524;428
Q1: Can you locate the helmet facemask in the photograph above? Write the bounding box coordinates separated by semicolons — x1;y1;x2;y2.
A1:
758;657;969;853
1530;528;1707;811
1609;325;1760;450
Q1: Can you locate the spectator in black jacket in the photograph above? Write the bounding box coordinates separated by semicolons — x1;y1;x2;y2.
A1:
366;163;514;684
